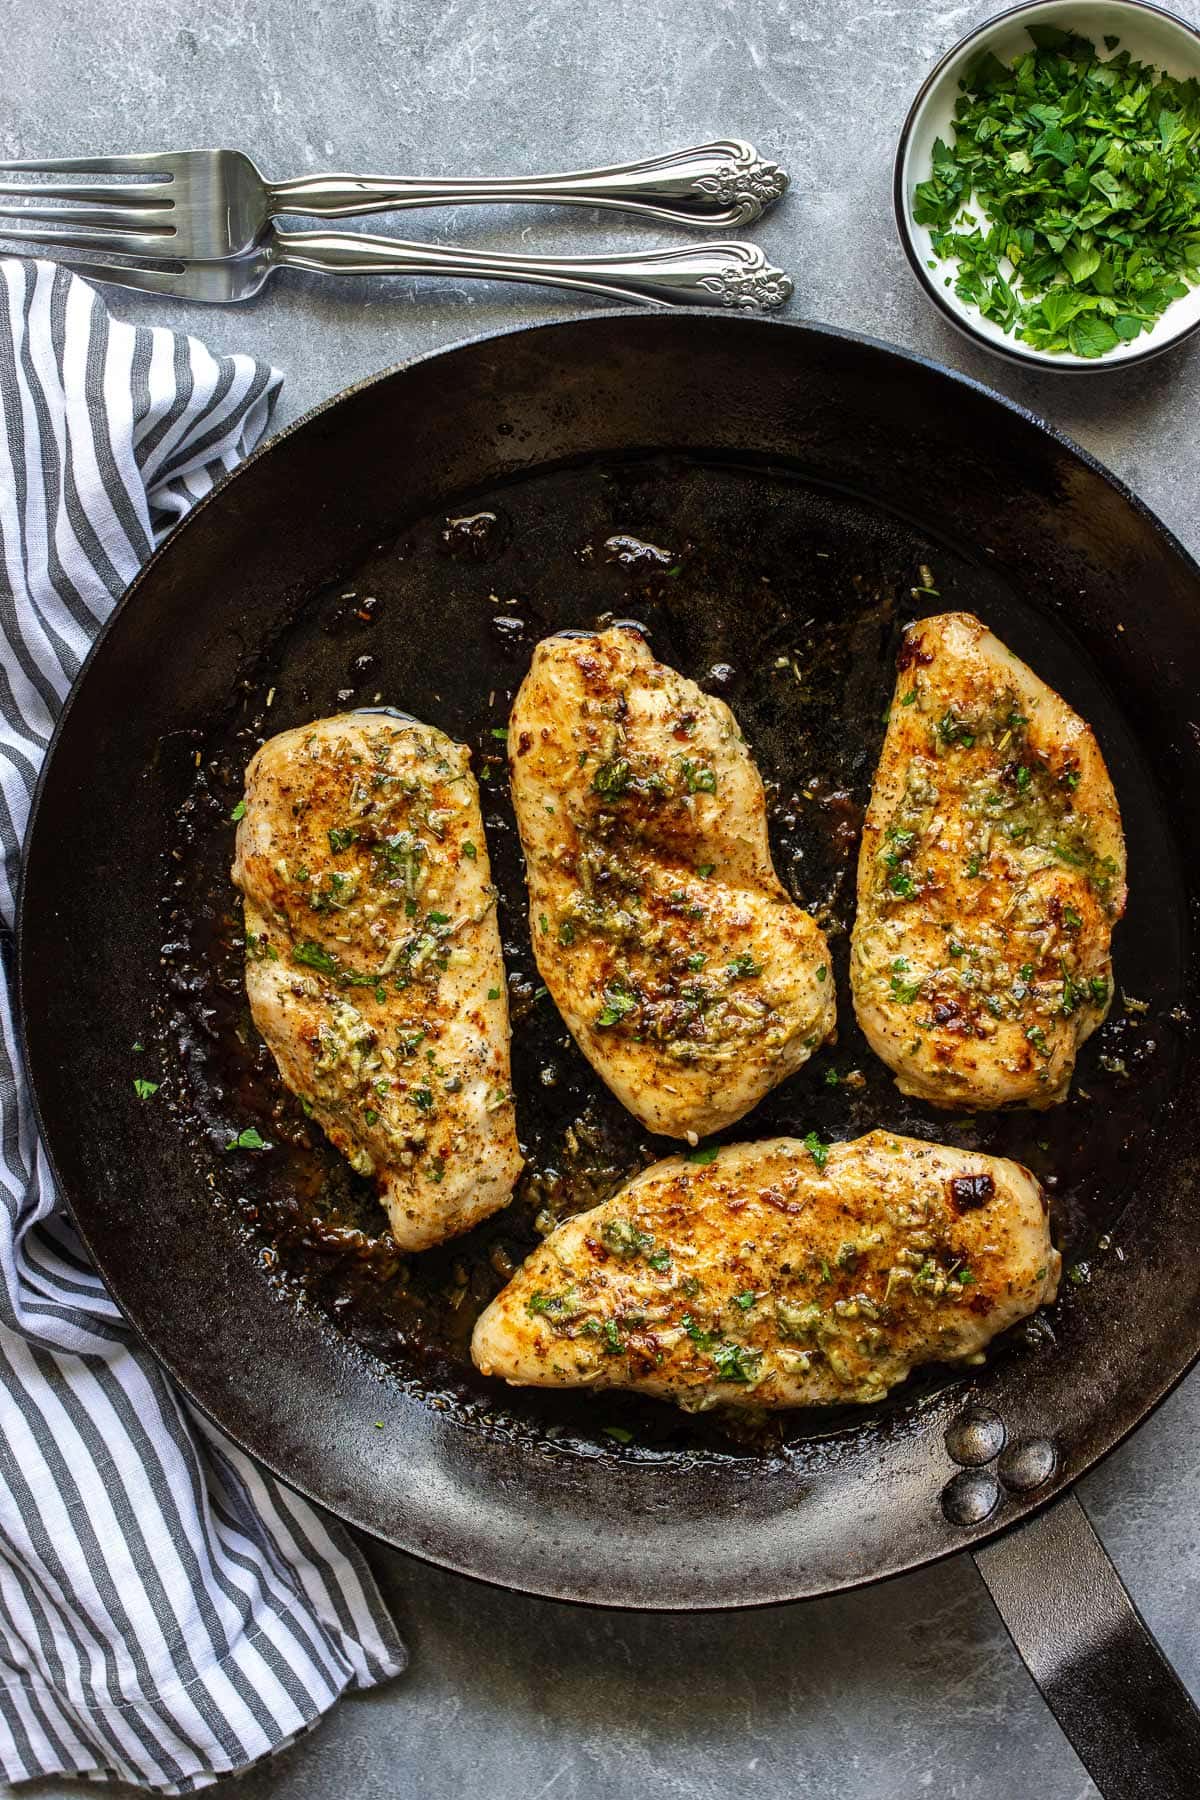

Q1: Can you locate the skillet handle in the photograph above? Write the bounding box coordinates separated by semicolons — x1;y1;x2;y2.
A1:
973;1490;1200;1798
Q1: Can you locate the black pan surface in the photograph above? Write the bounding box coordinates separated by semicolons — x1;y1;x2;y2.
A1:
17;312;1200;1607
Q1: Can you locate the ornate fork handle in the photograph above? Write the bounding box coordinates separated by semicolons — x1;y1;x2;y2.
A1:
269;141;788;229
269;229;793;310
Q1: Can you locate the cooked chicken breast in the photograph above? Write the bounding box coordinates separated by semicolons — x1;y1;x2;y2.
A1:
852;613;1126;1111
472;1130;1058;1410
508;627;835;1138
232;711;522;1250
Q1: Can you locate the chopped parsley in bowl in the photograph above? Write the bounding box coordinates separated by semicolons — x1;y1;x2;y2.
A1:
895;1;1200;368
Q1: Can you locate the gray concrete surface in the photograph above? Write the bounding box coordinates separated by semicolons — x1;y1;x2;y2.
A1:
5;0;1200;1794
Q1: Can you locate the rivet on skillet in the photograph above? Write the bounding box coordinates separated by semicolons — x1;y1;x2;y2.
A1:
944;1406;1006;1467
941;1468;1003;1527
997;1437;1059;1494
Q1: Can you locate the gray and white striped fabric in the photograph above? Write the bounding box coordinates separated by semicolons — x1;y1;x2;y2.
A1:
0;258;405;1794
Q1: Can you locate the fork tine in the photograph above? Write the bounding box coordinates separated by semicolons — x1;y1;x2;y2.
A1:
0;180;173;210
0;152;174;177
0;200;175;232
51;258;191;298
0;220;180;253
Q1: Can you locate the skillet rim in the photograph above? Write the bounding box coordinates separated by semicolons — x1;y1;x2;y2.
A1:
15;306;1200;1609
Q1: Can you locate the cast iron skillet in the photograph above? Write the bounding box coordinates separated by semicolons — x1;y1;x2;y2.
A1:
16;312;1200;1797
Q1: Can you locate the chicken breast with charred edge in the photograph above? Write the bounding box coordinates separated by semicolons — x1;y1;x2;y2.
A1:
471;1131;1059;1410
232;711;522;1251
852;612;1126;1111
507;626;836;1138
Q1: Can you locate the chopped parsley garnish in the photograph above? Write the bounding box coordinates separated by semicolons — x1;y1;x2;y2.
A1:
327;826;356;853
133;1078;159;1100
363;1108;379;1127
680;1313;719;1352
596;985;637;1027
732;1291;758;1310
686;1144;719;1165
592;758;631;798
463;841;477;860
293;940;339;977
226;1127;267;1151
679;758;718;794
913;28;1200;358
803;1130;830;1171
487;987;501;1001
647;1248;672;1272
412;1086;433;1112
712;1341;762;1384
1062;906;1083;930
726;952;761;980
697;863;716;879
890;970;923;1004
559;919;576;946
889;870;917;899
600;1219;655;1258
490;726;509;740
602;1425;634;1445
816;964;827;982
936;710;976;748
527;1289;576;1317
230;800;246;822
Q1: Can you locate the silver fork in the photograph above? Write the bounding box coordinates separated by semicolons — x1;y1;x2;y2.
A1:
40;228;793;311
0;142;788;257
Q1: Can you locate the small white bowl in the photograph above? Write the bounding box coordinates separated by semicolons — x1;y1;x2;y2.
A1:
894;0;1200;371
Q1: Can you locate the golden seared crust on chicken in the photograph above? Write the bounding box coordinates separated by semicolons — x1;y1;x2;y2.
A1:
471;1131;1059;1410
232;712;521;1251
852;613;1126;1111
508;627;835;1139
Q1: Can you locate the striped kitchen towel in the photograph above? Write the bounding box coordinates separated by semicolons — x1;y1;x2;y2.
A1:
0;259;405;1794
